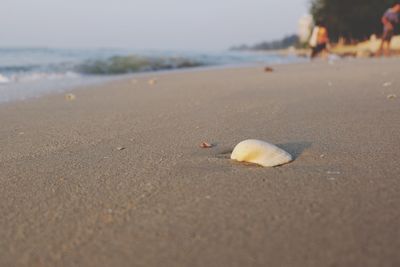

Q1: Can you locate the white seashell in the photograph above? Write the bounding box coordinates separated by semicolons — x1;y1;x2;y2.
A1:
231;139;293;167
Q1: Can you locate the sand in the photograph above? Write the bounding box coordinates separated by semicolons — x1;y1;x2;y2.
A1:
1;59;400;267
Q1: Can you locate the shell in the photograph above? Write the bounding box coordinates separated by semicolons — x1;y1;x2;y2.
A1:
231;139;293;167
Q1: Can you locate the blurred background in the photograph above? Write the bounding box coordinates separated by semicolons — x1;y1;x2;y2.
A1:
0;0;399;102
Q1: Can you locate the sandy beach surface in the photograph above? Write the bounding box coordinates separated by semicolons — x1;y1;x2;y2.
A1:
1;59;400;267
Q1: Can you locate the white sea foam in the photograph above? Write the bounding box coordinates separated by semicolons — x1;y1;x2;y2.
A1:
2;71;81;85
0;74;10;84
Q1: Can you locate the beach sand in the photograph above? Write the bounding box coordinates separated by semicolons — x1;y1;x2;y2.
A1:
1;59;400;267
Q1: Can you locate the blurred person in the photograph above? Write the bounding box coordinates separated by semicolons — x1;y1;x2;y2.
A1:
310;21;329;59
378;3;400;56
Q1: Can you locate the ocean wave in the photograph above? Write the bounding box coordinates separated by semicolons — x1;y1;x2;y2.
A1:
76;55;205;75
0;65;39;73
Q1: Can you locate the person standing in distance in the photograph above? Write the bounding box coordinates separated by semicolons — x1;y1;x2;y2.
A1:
379;3;400;56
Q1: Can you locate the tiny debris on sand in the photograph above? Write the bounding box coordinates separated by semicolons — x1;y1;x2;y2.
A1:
200;142;213;148
116;147;126;151
148;79;157;85
387;94;397;99
327;171;341;175
383;82;392;87
264;67;274;72
65;93;76;101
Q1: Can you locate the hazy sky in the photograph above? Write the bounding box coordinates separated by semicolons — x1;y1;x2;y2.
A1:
0;0;309;50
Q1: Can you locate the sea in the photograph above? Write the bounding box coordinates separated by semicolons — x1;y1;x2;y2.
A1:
0;47;303;103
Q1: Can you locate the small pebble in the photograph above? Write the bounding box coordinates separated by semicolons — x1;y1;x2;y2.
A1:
148;79;157;85
200;142;213;148
387;94;397;99
117;147;126;151
264;67;274;72
65;93;76;101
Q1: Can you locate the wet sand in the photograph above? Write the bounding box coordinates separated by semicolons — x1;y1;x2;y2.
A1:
1;59;400;267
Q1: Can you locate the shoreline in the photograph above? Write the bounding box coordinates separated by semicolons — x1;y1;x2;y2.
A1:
0;57;306;105
1;58;400;267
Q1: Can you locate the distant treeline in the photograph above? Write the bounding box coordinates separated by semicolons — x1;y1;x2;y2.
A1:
311;0;400;42
230;35;299;51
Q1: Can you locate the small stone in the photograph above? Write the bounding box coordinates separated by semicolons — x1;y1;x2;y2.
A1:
148;79;157;85
65;93;76;101
200;142;213;148
387;94;397;99
264;67;274;72
117;147;126;151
